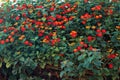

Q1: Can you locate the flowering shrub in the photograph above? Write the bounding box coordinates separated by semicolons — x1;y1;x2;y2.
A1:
0;0;120;80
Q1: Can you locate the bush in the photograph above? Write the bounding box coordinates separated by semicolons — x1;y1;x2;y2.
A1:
0;0;120;80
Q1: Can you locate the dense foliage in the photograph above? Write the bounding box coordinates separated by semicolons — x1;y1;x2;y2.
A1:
0;0;120;80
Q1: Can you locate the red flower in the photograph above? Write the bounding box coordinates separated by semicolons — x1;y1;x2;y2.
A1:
83;43;88;48
84;0;88;3
35;21;43;25
38;32;44;37
14;29;18;33
28;43;33;46
70;31;77;38
22;13;27;17
108;63;113;69
65;3;71;8
31;28;35;31
0;19;3;24
77;46;82;51
112;0;119;2
81;21;86;24
22;4;27;9
45;35;50;40
56;14;62;19
21;27;26;32
0;40;5;44
80;41;84;45
5;39;9;43
50;16;56;21
24;41;29;45
16;16;20;21
11;5;14;9
95;5;102;11
89;46;93;50
91;7;95;11
107;54;116;59
60;26;66;29
101;29;106;33
53;21;58;26
96;29;101;33
69;16;75;21
96;32;103;37
50;7;54;12
3;29;7;33
81;13;91;20
47;22;52;25
87;36;93;42
51;38;60;46
108;9;113;15
51;39;56;45
36;5;44;8
56;38;61;42
59;53;64;57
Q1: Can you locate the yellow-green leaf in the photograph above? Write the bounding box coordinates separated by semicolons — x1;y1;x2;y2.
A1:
6;62;11;68
0;62;2;68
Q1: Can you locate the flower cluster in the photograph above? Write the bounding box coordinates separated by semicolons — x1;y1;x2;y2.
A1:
0;0;119;79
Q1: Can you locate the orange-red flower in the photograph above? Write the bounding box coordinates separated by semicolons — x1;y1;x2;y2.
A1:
108;9;113;15
95;5;102;11
70;31;77;38
73;48;78;53
80;13;91;20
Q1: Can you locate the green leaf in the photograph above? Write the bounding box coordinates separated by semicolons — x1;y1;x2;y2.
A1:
4;58;9;63
19;57;25;62
0;62;2;68
9;75;17;80
20;74;27;80
102;68;110;76
60;71;65;78
83;56;94;68
6;62;12;68
78;54;86;61
62;37;66;41
41;17;46;22
67;61;74;67
12;69;18;75
30;62;37;69
40;62;46;69
0;45;6;51
93;60;102;68
54;56;60;60
54;47;59;52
